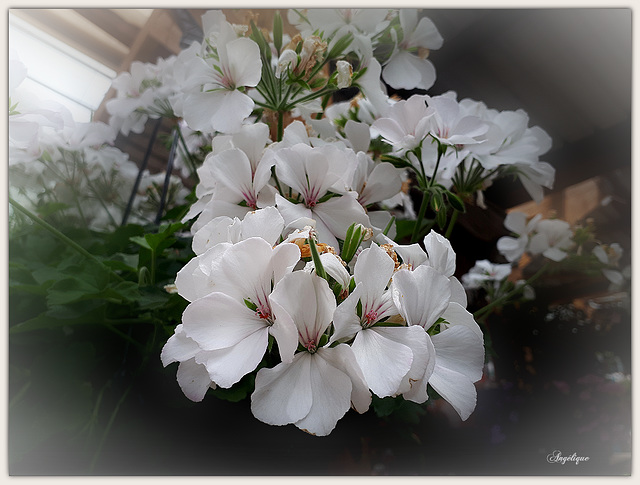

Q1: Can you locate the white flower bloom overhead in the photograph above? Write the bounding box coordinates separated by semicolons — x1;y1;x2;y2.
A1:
181;18;262;134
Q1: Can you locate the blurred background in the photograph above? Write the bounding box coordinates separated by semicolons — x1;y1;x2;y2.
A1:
7;7;633;476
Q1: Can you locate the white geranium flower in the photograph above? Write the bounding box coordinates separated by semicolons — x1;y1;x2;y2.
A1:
181;20;262;134
391;265;484;420
251;271;371;436
192;206;285;255
331;243;433;401
461;259;513;290
178;238;301;388
382;10;443;90
528;218;573;262
274;143;370;250
496;211;542;263
371;94;434;152
351;152;403;207
427;94;489;147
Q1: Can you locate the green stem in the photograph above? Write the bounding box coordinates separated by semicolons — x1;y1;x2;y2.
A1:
444;209;459;239
277;110;284;142
283;86;334;111
410;190;431;243
474;262;551;321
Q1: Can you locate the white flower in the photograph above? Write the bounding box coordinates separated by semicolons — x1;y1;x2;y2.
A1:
372;94;434;152
461;259;513;290
382;10;443;90
496;211;542;263
391;265;484;420
251;271;371;436
274;143;370;250
181;20;262;134
528;219;573;262
176;237;301;389
350;152;403;207
331;243;433;401
427;94;489;147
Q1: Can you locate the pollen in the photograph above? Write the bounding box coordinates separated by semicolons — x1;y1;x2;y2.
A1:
291;238;336;258
380;244;401;269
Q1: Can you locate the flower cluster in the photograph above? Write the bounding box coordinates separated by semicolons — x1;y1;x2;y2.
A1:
156;9;497;436
462;210;629;311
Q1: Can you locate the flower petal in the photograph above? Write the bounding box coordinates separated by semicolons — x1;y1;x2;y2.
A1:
351;327;414;398
182;292;265;351
294;349;355;436
429;364;477;421
251;352;313;426
176;358;215;402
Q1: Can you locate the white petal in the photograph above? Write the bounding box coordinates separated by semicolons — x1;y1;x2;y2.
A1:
174;242;232;302
382;52;422;90
391;266;451;330
358;162;402;206
224;37;262;87
176;358;215;402
441;301;483;341
449;276;468;308
312;194;370;241
182;292;265;351
351;328;413;398
331;285;364;344
211;148;256;204
251;352;313;425
395;326;435;404
192;216;234;254
429;364;477;421
354;243;395;302
195;328;268;388
294;349;354;436
431;324;485;384
503;211;528;235
323;343;372;414
344;120;371;153
161;325;200;366
270;271;336;344
423;230;456;277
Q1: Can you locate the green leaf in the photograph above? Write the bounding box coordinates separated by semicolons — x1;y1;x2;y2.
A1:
273;10;283;54
129;235;151;251
446;191;466;213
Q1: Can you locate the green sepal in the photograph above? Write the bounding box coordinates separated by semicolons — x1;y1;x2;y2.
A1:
307;237;328;281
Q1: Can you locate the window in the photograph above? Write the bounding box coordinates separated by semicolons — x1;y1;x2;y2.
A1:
9;13;116;122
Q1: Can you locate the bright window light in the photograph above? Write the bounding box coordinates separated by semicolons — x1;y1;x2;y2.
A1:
8;13;116;123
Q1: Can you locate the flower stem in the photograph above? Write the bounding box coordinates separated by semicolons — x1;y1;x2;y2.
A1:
277;110;284;142
410;190;431;243
444;209;459;239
